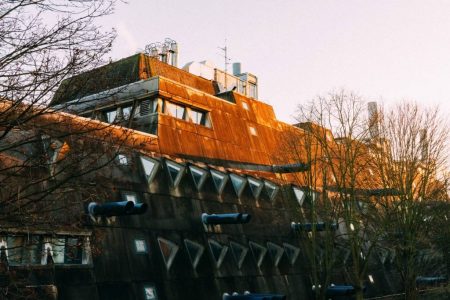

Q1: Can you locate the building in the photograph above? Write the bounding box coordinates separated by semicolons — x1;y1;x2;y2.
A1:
0;48;447;299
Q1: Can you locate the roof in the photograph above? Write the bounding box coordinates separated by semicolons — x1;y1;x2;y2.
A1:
51;53;218;106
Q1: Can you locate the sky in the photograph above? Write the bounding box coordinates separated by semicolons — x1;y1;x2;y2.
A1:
100;0;450;124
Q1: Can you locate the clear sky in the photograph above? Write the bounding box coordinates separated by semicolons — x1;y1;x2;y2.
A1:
101;0;450;124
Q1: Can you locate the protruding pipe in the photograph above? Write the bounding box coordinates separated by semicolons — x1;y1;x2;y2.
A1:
87;201;147;217
325;285;356;297
223;292;286;300
202;213;251;225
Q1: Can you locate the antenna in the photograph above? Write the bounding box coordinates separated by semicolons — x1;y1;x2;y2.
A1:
218;39;231;90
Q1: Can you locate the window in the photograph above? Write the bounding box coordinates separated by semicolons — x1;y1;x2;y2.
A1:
267;242;284;267
210;170;228;195
65;237;83;264
188;165;208;191
157;237;179;270
189;108;210;127
144;286;157;300
105;109;117;123
208;239;228;268
165;102;185;120
249;83;257;99
264;181;279;201
43;238;65;264
229;173;247;197
135;239;148;253
165;160;185;188
122;191;138;204
140;156;160;184
230;241;248;269
140;99;158;116
122;106;133;119
184;239;204;269
117;154;129;165
248;241;267;268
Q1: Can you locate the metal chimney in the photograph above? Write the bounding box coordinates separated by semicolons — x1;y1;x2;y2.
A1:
420;129;428;160
368;102;379;139
232;62;241;76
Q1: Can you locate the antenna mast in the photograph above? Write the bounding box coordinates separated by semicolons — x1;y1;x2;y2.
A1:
218;39;231;90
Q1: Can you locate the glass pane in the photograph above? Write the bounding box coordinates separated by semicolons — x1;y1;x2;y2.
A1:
264;181;279;201
122;106;132;119
140;99;157;116
248;177;263;199
208;239;228;268
267;242;284;267
124;192;138;203
135;239;147;253
189;166;207;190
293;187;306;206
230;241;248;269
65;238;82;264
117;154;128;165
166;160;185;187
22;236;40;264
144;286;157;300
189;109;206;125
210;170;228;194
51;238;65;264
249;241;267;267
283;243;300;265
166;102;185;120
140;156;159;184
230;174;246;197
105;110;117;123
184;239;204;269
7;236;23;265
157;237;179;270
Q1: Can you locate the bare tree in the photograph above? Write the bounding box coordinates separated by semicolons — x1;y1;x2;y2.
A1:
281;90;384;300
373;103;449;299
0;2;138;298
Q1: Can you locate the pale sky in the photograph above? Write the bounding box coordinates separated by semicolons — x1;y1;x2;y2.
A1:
101;0;450;124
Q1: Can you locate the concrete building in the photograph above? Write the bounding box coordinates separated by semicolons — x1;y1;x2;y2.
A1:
0;50;446;299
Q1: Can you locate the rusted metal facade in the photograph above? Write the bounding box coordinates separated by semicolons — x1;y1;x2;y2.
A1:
0;53;408;299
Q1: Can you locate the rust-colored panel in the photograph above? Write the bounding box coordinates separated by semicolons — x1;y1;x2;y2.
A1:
143;56;216;95
158;114;176;128
195;125;215;139
163;80;190;101
175;129;204;157
199;136;222;159
209;110;233;143
174;119;197;134
186;89;209;107
157;124;183;155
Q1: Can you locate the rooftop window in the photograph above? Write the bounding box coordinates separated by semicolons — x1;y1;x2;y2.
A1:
105;109;117;123
140;99;158;116
165;101;185;120
189;108;210;127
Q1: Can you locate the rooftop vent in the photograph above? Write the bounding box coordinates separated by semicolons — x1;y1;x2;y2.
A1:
145;38;178;67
